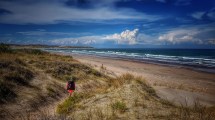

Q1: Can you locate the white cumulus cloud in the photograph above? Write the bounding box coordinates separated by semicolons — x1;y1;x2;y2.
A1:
158;29;201;44
105;29;139;44
50;29;140;45
158;25;215;45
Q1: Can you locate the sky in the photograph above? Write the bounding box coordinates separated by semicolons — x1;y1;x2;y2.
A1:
0;0;215;48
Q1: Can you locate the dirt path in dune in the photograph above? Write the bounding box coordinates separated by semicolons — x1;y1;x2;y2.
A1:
72;54;215;107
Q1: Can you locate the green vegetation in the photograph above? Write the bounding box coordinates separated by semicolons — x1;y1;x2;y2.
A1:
56;93;84;114
111;101;127;113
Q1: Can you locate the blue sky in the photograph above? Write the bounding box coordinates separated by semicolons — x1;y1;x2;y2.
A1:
0;0;215;48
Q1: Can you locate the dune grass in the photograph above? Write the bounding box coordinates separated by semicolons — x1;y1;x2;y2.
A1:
111;101;127;113
1;45;214;119
57;73;215;120
0;49;34;103
16;49;103;82
56;93;85;114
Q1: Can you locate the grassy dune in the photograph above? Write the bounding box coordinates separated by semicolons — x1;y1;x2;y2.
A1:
0;44;214;120
57;73;215;120
0;44;103;119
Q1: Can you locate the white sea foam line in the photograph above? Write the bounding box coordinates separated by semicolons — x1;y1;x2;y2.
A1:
49;49;215;67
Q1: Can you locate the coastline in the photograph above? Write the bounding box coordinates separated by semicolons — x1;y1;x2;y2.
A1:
1;47;215;119
68;53;215;106
44;49;215;74
73;52;215;74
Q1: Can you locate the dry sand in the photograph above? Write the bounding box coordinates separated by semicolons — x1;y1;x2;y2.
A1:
71;54;215;106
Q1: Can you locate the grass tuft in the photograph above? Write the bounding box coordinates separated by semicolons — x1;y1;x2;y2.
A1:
111;101;127;113
178;100;215;120
135;77;157;97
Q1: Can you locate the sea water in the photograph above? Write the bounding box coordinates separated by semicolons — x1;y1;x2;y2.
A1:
44;48;215;73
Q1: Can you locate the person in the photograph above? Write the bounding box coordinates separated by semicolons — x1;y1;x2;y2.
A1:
66;80;75;97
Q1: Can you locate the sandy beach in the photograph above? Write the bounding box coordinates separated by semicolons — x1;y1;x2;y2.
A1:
71;53;215;106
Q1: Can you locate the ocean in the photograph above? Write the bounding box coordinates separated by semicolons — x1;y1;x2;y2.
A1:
44;48;215;73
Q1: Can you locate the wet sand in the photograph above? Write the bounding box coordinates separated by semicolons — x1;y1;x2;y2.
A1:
71;54;215;106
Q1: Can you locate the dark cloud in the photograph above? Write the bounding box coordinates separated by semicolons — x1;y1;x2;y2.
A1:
0;8;12;15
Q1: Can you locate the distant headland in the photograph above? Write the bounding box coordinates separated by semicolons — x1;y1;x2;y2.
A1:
7;44;94;49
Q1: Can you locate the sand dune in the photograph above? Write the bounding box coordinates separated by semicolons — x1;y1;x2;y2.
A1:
72;54;215;106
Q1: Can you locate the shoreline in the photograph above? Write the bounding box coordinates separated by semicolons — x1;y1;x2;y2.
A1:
73;53;215;74
45;50;215;74
68;53;215;106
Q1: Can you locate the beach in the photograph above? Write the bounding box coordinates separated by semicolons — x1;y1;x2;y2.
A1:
71;53;215;106
1;47;215;119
